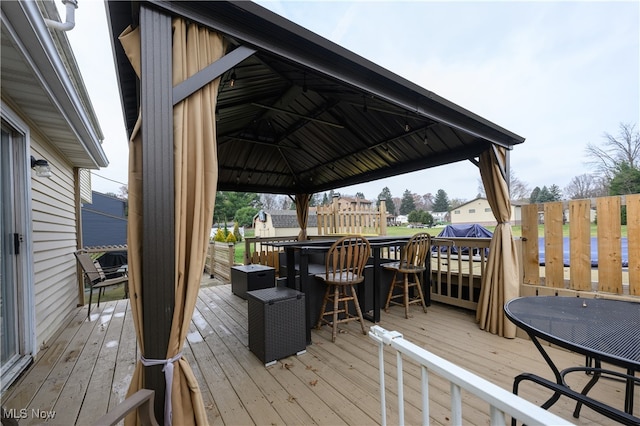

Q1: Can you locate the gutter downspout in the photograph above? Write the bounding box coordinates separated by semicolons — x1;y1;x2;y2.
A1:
44;0;78;31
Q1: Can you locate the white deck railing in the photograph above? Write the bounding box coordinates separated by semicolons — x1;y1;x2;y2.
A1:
368;326;573;426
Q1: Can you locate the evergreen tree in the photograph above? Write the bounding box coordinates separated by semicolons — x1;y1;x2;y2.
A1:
432;189;450;212
536;186;552;202
233;221;242;242
529;187;540;204
408;210;434;226
609;163;640;195
548;184;562;201
377;187;395;215
322;193;329;205
214;192;261;224
235;206;259;227
399;189;416;215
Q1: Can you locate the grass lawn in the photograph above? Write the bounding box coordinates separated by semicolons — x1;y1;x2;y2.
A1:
88;283;127;304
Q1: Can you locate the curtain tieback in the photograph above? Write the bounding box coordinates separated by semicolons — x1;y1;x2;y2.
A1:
140;352;183;426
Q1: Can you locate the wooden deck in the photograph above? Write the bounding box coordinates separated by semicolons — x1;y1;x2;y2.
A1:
3;277;636;425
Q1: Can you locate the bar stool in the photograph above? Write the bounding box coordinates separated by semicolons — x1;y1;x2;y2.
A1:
315;235;371;342
383;232;430;318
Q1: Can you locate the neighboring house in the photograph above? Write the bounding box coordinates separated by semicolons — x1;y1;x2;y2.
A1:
334;196;372;211
1;1;108;390
253;210;319;238
81;191;127;247
450;197;519;226
430;211;448;224
396;215;409;225
510;200;596;225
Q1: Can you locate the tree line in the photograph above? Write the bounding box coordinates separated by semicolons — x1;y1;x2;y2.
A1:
109;123;639;228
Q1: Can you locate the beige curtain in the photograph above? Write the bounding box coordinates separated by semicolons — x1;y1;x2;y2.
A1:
119;25;145;426
295;193;311;240
475;146;518;338
120;17;224;425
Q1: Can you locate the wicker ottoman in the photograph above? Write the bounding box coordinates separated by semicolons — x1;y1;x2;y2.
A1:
246;287;306;366
231;264;275;299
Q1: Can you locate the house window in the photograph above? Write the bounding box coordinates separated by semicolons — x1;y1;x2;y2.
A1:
485;208;491;212
454;210;460;214
469;209;476;213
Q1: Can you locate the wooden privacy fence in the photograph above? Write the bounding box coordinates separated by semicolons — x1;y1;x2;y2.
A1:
205;242;235;282
521;194;639;296
243;236;298;272
316;199;387;236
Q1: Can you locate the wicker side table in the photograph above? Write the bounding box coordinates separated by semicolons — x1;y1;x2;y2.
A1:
247;287;306;366
231;264;275;299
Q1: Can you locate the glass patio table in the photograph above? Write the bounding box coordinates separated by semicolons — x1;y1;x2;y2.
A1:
504;296;640;425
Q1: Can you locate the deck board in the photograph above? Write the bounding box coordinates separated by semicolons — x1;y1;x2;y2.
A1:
75;299;129;425
3;277;637;425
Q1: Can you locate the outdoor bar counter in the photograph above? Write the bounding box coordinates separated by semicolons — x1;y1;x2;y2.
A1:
265;236;430;344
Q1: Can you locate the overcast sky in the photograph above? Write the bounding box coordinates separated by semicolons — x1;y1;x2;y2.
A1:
59;1;639;202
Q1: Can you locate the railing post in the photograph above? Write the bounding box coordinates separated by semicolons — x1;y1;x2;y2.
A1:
379;198;387;236
244;237;251;265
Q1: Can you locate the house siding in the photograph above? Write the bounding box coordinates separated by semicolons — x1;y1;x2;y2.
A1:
30;138;79;350
253;210;319;238
81;191;127;247
79;169;93;203
450;197;518;226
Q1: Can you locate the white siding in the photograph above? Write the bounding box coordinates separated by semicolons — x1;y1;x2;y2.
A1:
79;168;92;203
451;199;496;225
451;198;519;226
30;137;79;350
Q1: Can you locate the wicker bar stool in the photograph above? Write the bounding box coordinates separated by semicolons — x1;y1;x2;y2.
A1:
383;232;430;318
315;235;371;342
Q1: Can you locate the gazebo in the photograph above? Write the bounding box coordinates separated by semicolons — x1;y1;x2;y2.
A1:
105;1;524;424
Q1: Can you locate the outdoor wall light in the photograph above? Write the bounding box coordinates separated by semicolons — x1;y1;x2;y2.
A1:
30;156;52;177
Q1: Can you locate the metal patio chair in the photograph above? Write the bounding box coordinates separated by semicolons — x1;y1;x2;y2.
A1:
75;251;128;318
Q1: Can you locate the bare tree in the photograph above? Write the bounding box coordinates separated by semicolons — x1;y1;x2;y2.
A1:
509;170;531;201
118;185;128;199
564;173;608;199
392;197;401;215
477;168;530;201
260;193;281;210
421;193;434;211
449;198;467;210
412;193;426;211
586;122;640;180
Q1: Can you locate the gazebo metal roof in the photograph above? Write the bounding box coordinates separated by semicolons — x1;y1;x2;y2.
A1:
106;1;524;195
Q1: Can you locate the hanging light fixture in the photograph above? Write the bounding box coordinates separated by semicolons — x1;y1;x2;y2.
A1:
30;156;52;177
229;70;236;87
423;130;428;145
